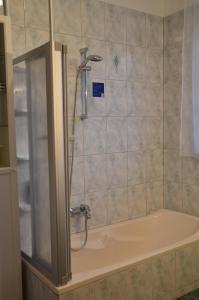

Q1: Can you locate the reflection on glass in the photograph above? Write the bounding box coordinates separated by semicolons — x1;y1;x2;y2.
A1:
14;61;32;256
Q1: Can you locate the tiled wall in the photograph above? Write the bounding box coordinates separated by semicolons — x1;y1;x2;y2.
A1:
9;0;164;232
24;240;199;300
6;1;199;229
66;1;164;230
163;10;184;211
163;10;199;218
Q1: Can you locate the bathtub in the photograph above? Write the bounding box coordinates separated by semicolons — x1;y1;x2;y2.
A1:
23;209;199;299
71;209;199;285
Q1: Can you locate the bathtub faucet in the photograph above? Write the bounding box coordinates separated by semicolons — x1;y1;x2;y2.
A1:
70;204;91;219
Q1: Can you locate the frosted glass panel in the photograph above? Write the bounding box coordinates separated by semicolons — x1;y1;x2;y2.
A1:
14;42;71;285
14;61;32;256
28;56;51;264
14;55;52;266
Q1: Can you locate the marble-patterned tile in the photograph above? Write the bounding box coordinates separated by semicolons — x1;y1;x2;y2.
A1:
127;82;146;116
107;152;127;188
105;3;126;43
127;117;163;152
25;28;49;52
83;117;106;155
10;0;24;26
145;149;163;182
164;82;181;118
85;39;107;79
12;26;26;58
164;150;181;182
94;272;126;300
147;48;163;84
147;181;163;213
85;190;108;228
164;10;184;48
106;80;127;116
182;157;199;185
127;46;147;82
164;47;182;84
164;181;182;211
147;14;163;49
67;76;81;118
126;9;146;47
68;117;84;156
128;151;145;186
54;0;81;36
106;117;127;153
145;117;163;150
127;82;162;117
176;242;199;290
128;184;147;219
87;79;106;116
70;156;84;195
106;42;126;80
164;115;180;150
81;0;105;40
125;260;153;300
24;270;57;300
70;193;85;209
107;187;128;224
146;84;163;117
85;155;106;193
25;0;49;30
62;285;94;300
55;34;83;77
128;117;145;151
182;184;199;217
152;253;176;298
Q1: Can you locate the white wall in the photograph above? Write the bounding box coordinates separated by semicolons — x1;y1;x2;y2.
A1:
103;0;185;16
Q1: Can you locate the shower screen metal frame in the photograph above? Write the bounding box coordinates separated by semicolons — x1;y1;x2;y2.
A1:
14;41;71;286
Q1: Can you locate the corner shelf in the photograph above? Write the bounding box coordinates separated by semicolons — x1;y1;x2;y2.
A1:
19;201;31;213
15;110;27;116
17;156;29;162
14;65;25;74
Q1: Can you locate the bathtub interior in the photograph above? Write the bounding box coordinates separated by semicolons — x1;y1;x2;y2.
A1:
71;210;199;276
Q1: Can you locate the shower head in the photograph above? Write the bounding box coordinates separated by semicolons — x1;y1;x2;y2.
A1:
87;55;103;62
79;54;103;70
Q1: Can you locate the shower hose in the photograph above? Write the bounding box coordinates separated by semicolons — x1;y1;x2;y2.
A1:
69;69;89;252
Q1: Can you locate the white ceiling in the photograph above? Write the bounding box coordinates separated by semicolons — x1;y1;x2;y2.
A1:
103;0;185;17
0;0;185;16
164;0;184;16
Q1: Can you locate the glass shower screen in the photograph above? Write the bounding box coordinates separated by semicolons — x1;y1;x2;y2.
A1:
13;42;71;285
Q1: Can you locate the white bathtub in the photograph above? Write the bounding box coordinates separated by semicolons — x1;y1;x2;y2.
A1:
70;209;199;289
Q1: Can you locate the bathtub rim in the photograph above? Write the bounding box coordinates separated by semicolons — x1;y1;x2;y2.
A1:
71;208;199;241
